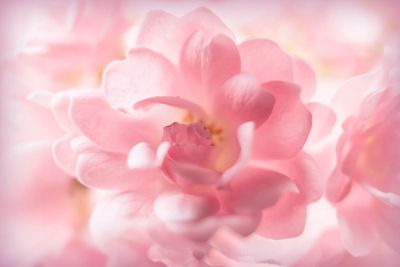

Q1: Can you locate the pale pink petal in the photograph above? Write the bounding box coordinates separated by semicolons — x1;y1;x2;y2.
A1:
305;102;337;146
330;69;382;120
253;81;312;159
224;167;297;214
127;142;169;170
52;133;78;176
293;56;317;101
201;34;241;90
154;191;219;223
213;73;275;127
239;39;293;83
103;48;177;110
69;90;158;153
136;7;233;64
256;193;307;239
76;150;163;191
337;184;377;256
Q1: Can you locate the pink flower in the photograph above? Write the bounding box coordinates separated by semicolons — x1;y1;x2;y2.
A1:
327;45;400;257
49;7;322;265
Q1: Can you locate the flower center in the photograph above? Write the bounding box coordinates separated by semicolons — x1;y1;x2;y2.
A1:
182;112;224;145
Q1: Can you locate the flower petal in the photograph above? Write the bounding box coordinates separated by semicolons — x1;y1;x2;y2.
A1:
337;184;377;256
254;81;312;159
202;35;241;90
154;191;219;223
214;73;275;127
53;134;79;176
69;91;158;153
224;167;297;214
256;193;307;239
293;56;316;101
103;48;177;110
76;150;162;191
136;7;233;64
239;39;293;84
133;96;207;118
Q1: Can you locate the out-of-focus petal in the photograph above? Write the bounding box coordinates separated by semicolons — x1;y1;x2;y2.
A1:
337;184;377;257
293;56;317;101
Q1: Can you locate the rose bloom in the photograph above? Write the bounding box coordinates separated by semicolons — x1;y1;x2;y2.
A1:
326;44;400;258
44;7;324;266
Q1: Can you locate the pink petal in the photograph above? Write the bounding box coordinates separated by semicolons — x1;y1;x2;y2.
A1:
69;90;158;153
293;56;317;101
239;39;293;84
133;96;207;118
253;81;312;159
76;150;162;191
202;35;241;90
154;191;219;223
52;134;78;176
337;184;377;256
180;30;204;83
103;48;177;110
224;167;297;214
136;7;233;64
256;193;307;239
213;73;275;127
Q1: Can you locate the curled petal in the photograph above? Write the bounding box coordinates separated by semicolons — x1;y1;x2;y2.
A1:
254;81;312;159
224;167;297;214
53;134;79;176
214;73;275;127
